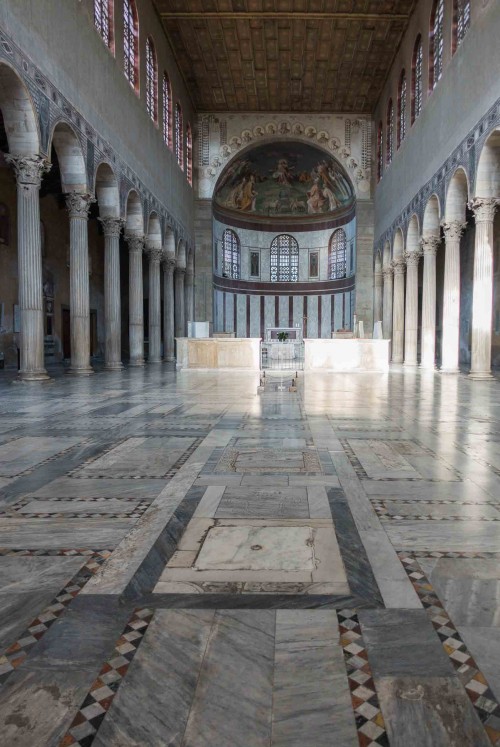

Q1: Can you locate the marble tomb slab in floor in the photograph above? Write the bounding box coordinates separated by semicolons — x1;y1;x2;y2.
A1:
25;476;166;499
374;500;500;521
0;518;132;549
385;521;500;551
213;447;322;475
215;486;310;518
154;518;348;594
71;436;197;478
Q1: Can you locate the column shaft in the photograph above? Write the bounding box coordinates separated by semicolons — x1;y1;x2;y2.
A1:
101;218;124;370
382;268;393;340
374;269;383;323
67;193;94;375
163;259;176;361
175;268;186;338
441;222;466;372
147;247;162;363
420;236;440;369
7;155;51;381
391;259;406;363
470;198;497;378
127;236;145;366
403;252;421;365
185;270;194;331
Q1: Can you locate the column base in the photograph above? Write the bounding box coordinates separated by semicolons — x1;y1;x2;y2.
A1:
468;371;494;380
104;362;124;371
67;366;94;376
148;359;163;364
128;359;146;367
164;356;176;363
440;367;460;374
16;369;51;382
403;361;418;367
419;363;436;371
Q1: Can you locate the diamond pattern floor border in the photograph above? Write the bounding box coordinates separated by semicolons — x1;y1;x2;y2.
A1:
337;609;389;747
0;551;111;685
399;552;500;744
59;607;154;747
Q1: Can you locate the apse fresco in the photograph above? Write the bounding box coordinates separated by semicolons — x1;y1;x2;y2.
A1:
214;142;354;218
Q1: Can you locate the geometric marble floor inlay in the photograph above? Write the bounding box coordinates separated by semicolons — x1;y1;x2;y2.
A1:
1;365;500;746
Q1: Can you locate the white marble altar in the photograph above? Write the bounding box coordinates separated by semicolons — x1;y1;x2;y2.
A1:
176;337;261;370
304;338;390;372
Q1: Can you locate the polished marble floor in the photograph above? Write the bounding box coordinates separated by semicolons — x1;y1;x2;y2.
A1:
1;364;500;746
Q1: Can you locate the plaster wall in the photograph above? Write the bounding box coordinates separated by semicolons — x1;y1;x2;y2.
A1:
0;0;195;232
373;0;500;239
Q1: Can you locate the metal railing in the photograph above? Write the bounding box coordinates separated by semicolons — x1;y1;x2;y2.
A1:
260;340;305;371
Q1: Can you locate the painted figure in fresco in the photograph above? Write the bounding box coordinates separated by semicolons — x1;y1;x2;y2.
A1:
307;179;326;214
273;159;294;185
238;174;257;211
322;185;340;211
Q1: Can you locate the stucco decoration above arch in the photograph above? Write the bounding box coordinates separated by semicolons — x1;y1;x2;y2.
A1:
0;62;40;155
50;121;87;194
445;167;469;222
125;190;144;235
422;194;441;236
95;162;120;218
198;113;372;201
475;129;500;198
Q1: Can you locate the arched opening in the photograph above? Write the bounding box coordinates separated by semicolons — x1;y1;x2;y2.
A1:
411;35;423;124
124;0;139;92
145;36;158;124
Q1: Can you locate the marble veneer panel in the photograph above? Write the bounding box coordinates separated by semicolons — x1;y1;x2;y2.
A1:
0;519;133;549
0;556;86;651
26;477;166;500
0;437;82;477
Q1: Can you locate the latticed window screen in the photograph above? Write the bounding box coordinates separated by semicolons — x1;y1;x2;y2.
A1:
146;37;157;122
329;230;347;280
222;229;240;279
186;124;193;186
386;100;394;165
377;122;383;181
413;37;423;122
270;235;299;282
431;0;445;88
456;0;471;46
94;0;113;49
123;0;138;89
398;71;407;146
175;103;184;169
162;74;171;147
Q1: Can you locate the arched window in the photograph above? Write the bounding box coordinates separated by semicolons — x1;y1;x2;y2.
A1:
386;99;394;165
270;235;299;282
123;0;139;91
430;0;444;91
145;37;158;123
377;122;383;182
162;73;172;148
94;0;114;51
222;229;240;279
411;35;423;124
186;123;193;186
329;230;347;280
397;70;407;147
453;0;471;52
175;103;184;169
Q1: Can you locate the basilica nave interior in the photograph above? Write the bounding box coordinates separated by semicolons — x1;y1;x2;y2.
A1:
1;2;500;746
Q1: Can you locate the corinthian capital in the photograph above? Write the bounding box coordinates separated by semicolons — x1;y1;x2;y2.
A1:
162;256;176;272
391;257;406;275
65;192;95;219
6;154;51;187
404;250;422;267
469;197;498;224
382;265;394;279
99;217;124;237
125;234;145;254
441;221;467;241
146;244;163;263
420;235;441;256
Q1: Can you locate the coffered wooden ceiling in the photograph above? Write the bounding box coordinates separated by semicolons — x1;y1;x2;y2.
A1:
154;1;417;113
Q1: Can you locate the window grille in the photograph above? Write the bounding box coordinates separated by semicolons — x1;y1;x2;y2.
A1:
123;0;138;89
329;230;347;280
186;124;193;186
386;99;394;165
94;0;113;49
377;122;383;181
398;71;407;147
270;235;299;282
412;36;423;122
222;229;240;279
430;0;445;89
175;103;184;169
162;74;172;147
146;37;158;123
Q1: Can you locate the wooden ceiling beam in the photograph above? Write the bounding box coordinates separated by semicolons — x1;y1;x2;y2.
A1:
160;12;409;22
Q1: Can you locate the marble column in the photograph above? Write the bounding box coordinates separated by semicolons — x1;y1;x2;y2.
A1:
420;236;440;369
403;251;421;366
441;221;467;373
185;269;194;330
66;192;94;375
374;264;383;322
391;258;406;363
382;266;394;341
469;198;498;379
175;267;186;338
147;244;162;363
6;154;51;381
100;217;124;370
126;234;145;367
162;257;176;361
